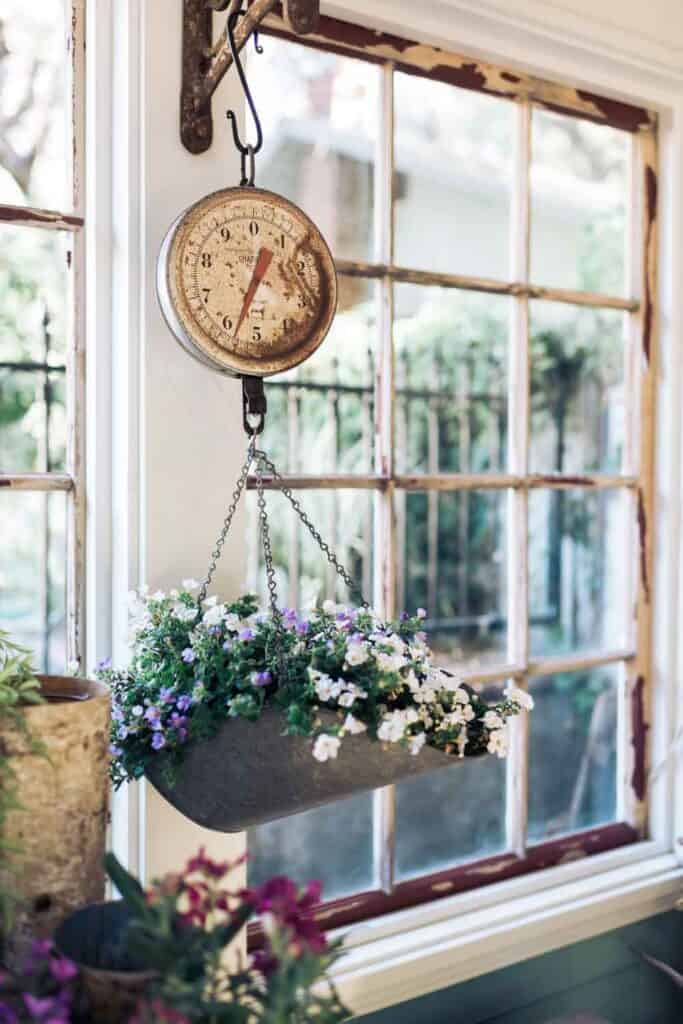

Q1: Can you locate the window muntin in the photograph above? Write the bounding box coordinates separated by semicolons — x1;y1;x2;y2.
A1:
245;17;656;930
0;0;84;671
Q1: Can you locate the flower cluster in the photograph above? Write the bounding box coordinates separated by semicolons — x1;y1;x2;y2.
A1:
105;847;348;1024
0;940;77;1024
99;584;533;787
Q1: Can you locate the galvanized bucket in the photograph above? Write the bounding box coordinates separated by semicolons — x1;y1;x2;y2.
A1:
146;707;457;832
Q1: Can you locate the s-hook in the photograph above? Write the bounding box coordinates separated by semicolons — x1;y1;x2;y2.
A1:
223;4;264;186
242;376;267;436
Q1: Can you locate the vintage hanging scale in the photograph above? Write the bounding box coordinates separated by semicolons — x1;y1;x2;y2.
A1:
157;6;337;400
149;4;461;832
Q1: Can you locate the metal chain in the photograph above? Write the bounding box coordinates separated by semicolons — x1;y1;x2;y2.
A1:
254;454;281;626
254;448;369;608
197;435;256;609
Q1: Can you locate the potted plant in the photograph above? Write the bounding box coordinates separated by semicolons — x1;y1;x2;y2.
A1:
51;847;349;1023
98;585;532;831
0;631;110;960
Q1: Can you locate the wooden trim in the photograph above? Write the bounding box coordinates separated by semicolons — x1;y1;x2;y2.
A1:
247;473;637;491
336;259;638;313
527;648;634;678
0;474;74;492
248;822;639;944
261;8;655;134
0;203;83;232
624;128;658;836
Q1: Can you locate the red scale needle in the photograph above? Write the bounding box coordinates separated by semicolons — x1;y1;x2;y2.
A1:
233;246;273;340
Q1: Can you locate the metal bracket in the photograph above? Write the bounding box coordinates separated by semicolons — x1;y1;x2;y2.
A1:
242;375;267;435
181;0;320;155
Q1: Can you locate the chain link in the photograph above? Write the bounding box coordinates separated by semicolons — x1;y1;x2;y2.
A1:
197;435;256;609
254;448;369;608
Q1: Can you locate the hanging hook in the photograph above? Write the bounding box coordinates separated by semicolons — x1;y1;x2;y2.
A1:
224;6;263;186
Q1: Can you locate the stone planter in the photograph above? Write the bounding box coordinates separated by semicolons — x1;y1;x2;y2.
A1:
146;706;471;832
0;675;110;957
55;900;156;1024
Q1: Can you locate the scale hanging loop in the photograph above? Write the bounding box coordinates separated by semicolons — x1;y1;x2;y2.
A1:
225;6;264;187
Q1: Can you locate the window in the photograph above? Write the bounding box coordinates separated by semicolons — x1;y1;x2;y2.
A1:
243;15;657;929
0;2;85;670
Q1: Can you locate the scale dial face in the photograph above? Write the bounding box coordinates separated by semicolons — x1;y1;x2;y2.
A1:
157;187;338;377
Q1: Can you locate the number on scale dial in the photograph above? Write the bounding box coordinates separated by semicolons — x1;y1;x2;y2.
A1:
157;187;337;377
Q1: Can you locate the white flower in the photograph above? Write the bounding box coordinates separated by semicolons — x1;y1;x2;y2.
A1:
203;595;218;608
377;708;418;743
504;681;535;711
203;603;225;627
457;729;468;757
174;604;197;623
343;714;367;735
345;639;369;666
312;734;341;762
487;729;508;758
151;589;165;601
66;659;80;676
224;613;242;633
338;690;355;708
452;687;471;704
409;732;426;756
322;599;338;614
417;608;427;619
439;705;475;729
308;669;343;703
170;588;179;599
182;578;201;592
483;710;504;730
375;651;406;673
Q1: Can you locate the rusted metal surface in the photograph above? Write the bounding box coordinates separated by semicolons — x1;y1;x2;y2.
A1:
146;707;464;832
248;822;638;943
262;9;655;133
335;258;638;313
181;0;317;153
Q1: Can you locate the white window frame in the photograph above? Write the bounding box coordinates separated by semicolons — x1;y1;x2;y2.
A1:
96;0;683;1015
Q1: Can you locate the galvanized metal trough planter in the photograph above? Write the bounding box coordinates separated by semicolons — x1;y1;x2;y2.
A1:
146;708;458;832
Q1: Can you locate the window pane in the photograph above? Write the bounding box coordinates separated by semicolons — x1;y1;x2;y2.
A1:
528;665;619;842
260;276;376;475
0;490;67;672
0;0;71;210
248;790;375;901
394;286;508;475
396;742;506;881
529;488;628;657
531;109;628;295
394;74;513;278
530;302;625;475
399;491;507;670
0;225;70;471
250;37;378;261
247;488;373;610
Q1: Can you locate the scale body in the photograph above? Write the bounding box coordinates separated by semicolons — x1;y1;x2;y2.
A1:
156;186;338;379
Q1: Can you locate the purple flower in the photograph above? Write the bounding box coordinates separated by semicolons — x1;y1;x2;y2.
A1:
111;704;124;722
23;994;61;1019
109;743;123;757
151;733;166;751
176;694;192;712
144;706;163;730
251;670;271;688
238;628;254;642
116;725;129;740
295;620;310;636
159;686;175;704
400;611;409;622
181;647;196;664
209;625;222;636
282;608;298;627
222;639;233;652
170;712;188;729
96;656;112;672
49;956;78;983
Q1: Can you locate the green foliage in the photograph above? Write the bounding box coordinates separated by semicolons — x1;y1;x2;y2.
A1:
101;586;531;789
0;629;44;941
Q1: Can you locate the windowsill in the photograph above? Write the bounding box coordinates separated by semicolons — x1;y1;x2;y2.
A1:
329;842;683;1017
